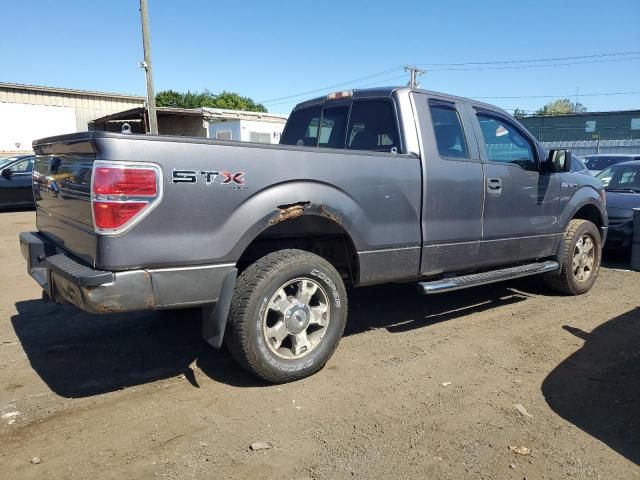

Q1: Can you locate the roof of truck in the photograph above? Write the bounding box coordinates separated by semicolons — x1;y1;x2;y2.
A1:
293;86;505;114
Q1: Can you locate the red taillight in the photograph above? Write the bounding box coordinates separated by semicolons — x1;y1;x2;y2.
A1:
93;167;157;196
91;161;161;234
93;202;148;229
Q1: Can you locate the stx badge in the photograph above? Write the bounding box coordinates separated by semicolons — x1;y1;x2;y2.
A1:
172;169;246;188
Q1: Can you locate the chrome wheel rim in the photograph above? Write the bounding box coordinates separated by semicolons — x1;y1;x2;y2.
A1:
262;278;330;359
572;234;596;283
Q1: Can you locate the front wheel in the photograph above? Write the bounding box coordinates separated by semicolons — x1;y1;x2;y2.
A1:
225;249;348;383
545;219;602;295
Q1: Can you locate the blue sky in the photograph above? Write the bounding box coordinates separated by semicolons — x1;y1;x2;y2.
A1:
1;0;639;115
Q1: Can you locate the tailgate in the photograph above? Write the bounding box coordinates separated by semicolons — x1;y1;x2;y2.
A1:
33;133;97;266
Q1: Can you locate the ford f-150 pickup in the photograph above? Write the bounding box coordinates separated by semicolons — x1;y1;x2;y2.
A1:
20;87;608;382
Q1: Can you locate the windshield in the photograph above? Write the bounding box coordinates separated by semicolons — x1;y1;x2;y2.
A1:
596;164;640;191
584;155;632;171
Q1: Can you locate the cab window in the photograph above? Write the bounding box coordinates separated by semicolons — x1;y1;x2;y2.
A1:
280;106;321;147
347;101;399;152
476;112;536;170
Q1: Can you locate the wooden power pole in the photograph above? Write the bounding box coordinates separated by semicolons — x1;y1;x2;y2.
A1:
139;0;158;134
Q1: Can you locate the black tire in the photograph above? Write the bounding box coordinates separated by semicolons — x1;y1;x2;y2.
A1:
225;249;348;383
545;219;601;295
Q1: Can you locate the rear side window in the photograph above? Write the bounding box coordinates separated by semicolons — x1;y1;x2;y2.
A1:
280;106;321;146
347;101;399;152
429;102;469;159
318;106;349;149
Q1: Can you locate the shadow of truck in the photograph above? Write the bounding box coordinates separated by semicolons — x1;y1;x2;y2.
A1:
543;308;640;465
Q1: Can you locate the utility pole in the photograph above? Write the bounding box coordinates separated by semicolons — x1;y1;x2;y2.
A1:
139;0;158;134
404;65;425;88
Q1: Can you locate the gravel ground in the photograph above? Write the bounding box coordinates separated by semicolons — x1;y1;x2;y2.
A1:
0;210;638;480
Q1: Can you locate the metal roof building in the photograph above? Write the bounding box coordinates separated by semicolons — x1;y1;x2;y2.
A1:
520;110;640;142
0;82;145;154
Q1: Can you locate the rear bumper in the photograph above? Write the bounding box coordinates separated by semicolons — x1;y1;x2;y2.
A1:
20;231;235;314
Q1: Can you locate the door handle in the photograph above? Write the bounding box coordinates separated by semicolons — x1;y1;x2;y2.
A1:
487;177;503;195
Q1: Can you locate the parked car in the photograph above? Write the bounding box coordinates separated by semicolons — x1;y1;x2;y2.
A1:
20;87;607;382
0;154;35;208
583;154;640;176
571;155;592;175
596;160;640;250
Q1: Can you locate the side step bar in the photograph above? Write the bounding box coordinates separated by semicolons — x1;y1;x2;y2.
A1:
418;260;559;295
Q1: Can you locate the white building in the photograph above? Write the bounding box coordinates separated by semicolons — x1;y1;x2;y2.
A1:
205;108;287;144
0;82;145;154
91;107;288;144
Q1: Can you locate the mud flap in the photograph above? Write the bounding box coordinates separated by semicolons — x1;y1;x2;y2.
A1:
202;268;237;349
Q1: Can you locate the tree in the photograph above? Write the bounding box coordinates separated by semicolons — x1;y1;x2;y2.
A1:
535;98;587;116
512;108;527;119
155;89;267;112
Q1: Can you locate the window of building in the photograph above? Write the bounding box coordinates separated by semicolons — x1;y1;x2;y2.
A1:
429;102;469;159
216;130;233;141
476;112;535;170
249;132;272;144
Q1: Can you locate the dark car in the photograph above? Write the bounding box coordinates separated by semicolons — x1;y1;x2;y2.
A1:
584;154;640;176
596;160;640;249
0;154;35;208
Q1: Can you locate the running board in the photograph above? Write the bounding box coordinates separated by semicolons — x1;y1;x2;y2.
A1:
417;261;559;295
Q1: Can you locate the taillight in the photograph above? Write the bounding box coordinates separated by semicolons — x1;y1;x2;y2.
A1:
91;161;162;234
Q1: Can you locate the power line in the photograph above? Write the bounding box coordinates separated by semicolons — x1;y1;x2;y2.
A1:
257;66;403;104
419;50;640;67
474;91;640;100
427;56;640;72
259;50;640;108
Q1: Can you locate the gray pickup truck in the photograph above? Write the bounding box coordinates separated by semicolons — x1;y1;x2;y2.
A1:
20;87;607;382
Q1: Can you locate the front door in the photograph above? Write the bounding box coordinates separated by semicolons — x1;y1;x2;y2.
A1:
473;110;561;266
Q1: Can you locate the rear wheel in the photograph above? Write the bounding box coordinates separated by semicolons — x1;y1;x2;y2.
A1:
225;249;348;383
545;219;601;295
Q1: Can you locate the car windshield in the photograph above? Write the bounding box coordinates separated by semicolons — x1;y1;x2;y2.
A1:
596;164;640;191
584;155;632;171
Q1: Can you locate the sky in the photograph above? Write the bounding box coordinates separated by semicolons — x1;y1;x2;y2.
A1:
1;0;639;115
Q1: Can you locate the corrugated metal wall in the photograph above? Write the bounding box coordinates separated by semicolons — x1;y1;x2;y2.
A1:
0;86;144;132
521;111;640;142
541;139;640;156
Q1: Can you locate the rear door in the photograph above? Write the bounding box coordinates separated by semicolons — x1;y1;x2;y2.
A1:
413;93;484;275
471;109;561;266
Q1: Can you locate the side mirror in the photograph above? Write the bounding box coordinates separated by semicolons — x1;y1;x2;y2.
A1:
1;168;12;179
546;149;572;173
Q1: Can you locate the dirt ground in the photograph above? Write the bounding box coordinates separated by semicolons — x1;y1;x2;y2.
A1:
0;210;638;480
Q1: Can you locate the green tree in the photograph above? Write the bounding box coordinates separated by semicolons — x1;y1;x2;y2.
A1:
512;108;527;119
535;98;587;116
155;89;267;112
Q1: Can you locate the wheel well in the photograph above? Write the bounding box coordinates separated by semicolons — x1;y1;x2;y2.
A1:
573;204;603;231
237;215;359;285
